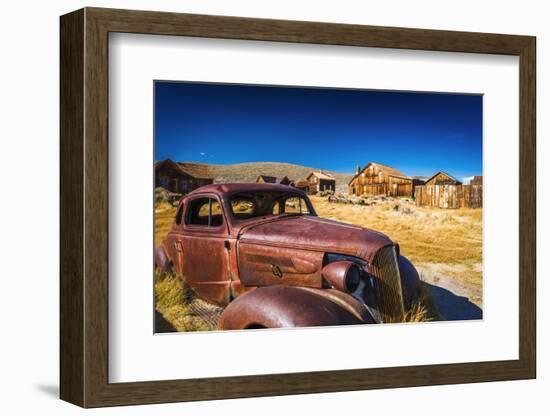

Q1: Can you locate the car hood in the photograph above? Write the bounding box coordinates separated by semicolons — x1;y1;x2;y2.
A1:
237;215;393;262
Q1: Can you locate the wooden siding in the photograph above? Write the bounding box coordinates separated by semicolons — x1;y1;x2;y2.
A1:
389;177;415;197
349;162;415;197
306;174;335;193
155;161;213;194
415;184;482;208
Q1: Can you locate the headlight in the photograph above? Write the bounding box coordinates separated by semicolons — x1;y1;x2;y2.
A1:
321;260;362;293
345;263;361;292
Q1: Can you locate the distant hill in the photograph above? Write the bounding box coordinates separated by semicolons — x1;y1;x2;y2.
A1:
177;161;354;192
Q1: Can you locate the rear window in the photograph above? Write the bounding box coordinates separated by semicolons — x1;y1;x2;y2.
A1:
185;197;223;227
229;191;312;220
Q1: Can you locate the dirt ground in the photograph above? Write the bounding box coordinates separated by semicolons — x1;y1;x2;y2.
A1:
154;194;483;329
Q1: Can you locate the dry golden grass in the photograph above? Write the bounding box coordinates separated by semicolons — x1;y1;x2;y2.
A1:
403;282;440;323
154;270;217;332
155;202;177;246
379;281;440;324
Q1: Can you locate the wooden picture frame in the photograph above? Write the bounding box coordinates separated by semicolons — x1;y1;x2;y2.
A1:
60;7;536;408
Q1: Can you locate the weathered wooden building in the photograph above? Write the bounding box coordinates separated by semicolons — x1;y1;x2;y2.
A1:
348;162;421;198
425;171;462;186
415;171;482;208
155;159;213;194
256;175;293;186
470;175;483;186
305;171;336;193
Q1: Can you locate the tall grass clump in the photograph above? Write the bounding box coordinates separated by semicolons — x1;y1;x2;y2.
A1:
154;271;217;332
402;282;440;323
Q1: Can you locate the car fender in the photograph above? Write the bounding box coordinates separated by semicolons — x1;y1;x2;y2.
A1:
219;286;375;330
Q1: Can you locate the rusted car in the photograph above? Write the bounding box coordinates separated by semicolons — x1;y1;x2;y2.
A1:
155;183;421;329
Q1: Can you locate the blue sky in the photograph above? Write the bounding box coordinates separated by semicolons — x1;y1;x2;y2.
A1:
155;81;482;178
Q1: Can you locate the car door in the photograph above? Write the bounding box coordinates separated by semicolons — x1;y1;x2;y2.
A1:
181;195;231;306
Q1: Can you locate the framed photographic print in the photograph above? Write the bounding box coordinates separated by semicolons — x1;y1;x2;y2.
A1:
60;7;536;408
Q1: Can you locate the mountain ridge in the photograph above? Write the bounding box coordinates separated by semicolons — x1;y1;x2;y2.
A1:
177;161;354;192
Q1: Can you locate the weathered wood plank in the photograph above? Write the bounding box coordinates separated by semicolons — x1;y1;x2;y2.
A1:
414;184;483;208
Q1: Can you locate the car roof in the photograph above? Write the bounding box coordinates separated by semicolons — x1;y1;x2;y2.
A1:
188;182;306;196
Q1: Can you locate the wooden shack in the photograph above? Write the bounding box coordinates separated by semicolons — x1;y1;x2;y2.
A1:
348;162;420;198
415;171;482;208
470;175;483;185
256;175;293;186
305;171;336;193
425;171;462;186
155;159;214;194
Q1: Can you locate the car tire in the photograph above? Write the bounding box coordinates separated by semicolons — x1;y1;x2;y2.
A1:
244;323;266;330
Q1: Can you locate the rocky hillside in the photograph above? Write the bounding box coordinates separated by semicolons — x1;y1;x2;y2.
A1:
178;161;354;192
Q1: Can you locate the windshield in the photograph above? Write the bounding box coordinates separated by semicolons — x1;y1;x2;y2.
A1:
229;191;314;220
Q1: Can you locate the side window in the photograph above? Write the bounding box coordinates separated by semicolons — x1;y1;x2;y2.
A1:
186;198;224;227
284;197;310;214
272;201;281;215
175;203;184;225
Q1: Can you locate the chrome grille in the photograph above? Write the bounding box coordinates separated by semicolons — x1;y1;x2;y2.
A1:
371;245;404;323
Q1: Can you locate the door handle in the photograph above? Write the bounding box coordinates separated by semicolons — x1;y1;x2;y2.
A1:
174;241;183;253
